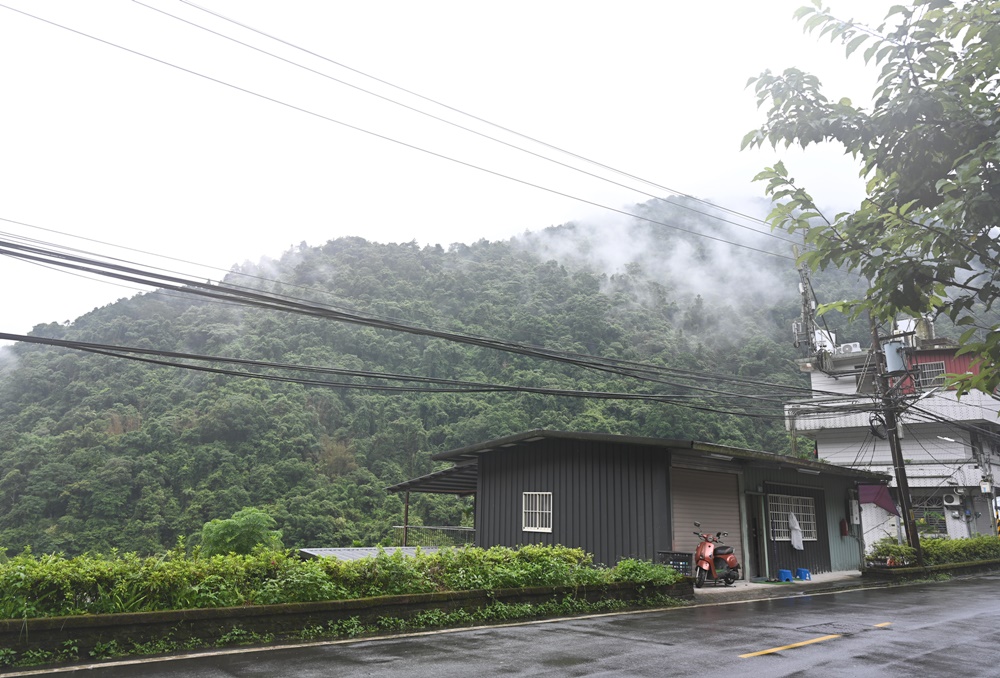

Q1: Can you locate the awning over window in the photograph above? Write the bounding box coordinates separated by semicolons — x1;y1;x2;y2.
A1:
859;483;898;515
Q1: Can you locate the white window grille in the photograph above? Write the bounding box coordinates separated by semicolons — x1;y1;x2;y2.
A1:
916;361;946;389
767;494;817;541
522;492;552;533
913;496;947;536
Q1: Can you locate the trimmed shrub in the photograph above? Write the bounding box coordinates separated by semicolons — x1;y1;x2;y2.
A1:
920;535;1000;565
0;545;681;620
868;535;1000;567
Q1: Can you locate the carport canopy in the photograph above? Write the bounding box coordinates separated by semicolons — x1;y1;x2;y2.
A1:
386;462;478;496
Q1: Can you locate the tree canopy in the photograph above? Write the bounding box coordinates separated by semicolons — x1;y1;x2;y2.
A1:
744;0;1000;393
0;202;868;557
200;507;283;556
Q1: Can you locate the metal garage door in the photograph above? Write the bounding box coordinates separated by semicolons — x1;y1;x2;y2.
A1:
671;468;743;566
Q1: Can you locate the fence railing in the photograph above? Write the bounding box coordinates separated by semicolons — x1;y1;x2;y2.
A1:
392;526;475;548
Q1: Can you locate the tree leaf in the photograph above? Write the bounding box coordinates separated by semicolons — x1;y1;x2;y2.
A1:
845;34;869;58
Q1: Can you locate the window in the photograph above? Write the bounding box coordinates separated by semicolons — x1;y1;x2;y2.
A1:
916;361;946;389
913;496;947;536
522;492;552;532
767;494;817;541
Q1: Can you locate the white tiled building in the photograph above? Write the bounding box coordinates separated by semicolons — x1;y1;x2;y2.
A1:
785;330;1000;550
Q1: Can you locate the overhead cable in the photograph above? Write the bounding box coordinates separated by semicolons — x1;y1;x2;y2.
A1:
0;3;792;261
0;235;859;407
136;0;799;248
0;332;803;420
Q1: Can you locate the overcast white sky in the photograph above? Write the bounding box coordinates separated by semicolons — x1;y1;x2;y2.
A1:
0;0;899;337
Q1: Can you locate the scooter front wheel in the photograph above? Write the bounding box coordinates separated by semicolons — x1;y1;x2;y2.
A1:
695;567;707;588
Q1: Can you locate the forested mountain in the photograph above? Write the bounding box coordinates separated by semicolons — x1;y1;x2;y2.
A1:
0;199;866;556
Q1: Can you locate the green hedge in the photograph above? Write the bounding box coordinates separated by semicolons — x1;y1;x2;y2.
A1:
0;544;680;619
868;535;1000;567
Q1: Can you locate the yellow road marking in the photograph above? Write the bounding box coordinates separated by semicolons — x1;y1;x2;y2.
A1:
741;623;892;658
740;634;842;658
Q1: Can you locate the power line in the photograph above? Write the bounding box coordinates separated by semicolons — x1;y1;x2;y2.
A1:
2;214;855;407
0;231;895;423
0;332;803;420
0;214;794;373
0;234;860;409
177;0;774;229
0;217;491;326
903;400;1000;447
0;2;793;262
136;0;801;249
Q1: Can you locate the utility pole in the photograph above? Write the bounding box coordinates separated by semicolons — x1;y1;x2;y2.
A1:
869;315;923;565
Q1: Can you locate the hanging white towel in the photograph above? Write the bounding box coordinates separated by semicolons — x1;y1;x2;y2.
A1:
789;512;804;550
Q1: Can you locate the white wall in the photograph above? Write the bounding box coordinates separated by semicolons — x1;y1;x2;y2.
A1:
810;371;862;395
861;503;899;552
815;424;971;467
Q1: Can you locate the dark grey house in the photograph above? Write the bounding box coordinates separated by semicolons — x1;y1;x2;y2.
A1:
388;430;888;578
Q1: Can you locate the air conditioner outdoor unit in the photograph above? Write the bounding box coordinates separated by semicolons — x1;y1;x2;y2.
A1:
943;493;962;507
835;342;862;355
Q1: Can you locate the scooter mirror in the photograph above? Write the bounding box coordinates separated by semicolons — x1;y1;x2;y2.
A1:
693;522;701;528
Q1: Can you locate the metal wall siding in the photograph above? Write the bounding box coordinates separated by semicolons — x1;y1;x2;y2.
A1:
476;440;663;565
761;482;831;575
741;467;863;573
913;350;976;376
670;468;743;562
823;477;862;571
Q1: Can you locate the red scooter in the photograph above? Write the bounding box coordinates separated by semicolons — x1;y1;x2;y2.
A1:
692;522;740;588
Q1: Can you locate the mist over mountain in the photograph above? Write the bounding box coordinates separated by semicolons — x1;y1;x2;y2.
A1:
0;200;866;556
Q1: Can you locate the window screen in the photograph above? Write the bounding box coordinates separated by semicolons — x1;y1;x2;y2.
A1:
522;492;552;533
916;362;946;389
767;494;817;541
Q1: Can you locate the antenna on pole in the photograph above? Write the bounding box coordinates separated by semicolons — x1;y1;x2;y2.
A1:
791;246;818;353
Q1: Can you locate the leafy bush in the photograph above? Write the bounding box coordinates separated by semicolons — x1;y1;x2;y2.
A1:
867;538;916;566
333;547;436;598
868;535;1000;567
0;545;679;619
252;562;347;605
920;535;1000;565
609;558;682;587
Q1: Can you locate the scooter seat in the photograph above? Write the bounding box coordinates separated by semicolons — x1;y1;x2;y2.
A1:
714;545;734;555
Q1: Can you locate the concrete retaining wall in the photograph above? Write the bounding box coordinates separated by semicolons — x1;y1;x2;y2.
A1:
862;558;1000;581
0;580;693;664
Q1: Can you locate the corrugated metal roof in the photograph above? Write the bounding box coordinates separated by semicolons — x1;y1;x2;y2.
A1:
385;430;888;495
386;462;479;495
429;430;691;464
299;547;438;561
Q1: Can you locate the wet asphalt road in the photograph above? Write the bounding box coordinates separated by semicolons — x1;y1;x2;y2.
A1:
57;574;1000;677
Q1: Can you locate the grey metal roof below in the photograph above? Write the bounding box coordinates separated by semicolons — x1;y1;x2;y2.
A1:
299;547;438;561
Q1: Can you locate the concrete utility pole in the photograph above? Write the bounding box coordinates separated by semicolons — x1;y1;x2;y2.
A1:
869;315;923;565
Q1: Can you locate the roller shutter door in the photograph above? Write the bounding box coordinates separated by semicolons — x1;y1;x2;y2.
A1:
671;468;742;566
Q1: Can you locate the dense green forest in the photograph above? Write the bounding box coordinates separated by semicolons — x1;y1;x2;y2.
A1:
0;199;866;556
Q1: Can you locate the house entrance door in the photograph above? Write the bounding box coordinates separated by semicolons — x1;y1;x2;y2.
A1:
746;494;767;580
